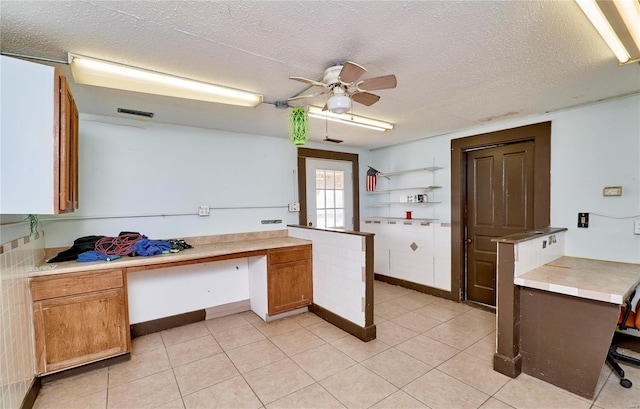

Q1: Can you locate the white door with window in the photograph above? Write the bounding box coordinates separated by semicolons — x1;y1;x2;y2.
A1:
305;158;353;231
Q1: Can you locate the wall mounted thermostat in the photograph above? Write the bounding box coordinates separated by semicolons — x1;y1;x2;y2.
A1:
603;186;622;196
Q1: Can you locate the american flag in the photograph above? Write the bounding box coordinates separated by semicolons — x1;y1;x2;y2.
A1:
366;167;380;191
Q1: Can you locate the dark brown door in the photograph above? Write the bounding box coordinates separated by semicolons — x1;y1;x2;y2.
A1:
465;141;534;305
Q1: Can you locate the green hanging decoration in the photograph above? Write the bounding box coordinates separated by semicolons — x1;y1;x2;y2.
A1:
288;107;309;146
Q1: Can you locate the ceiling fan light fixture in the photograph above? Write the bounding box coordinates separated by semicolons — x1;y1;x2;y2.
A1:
68;53;263;107
326;93;352;114
308;106;393;132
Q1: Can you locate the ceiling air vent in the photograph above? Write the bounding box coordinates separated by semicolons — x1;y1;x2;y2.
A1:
117;108;154;118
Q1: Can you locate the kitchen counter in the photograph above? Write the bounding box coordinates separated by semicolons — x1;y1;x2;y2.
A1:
492;226;567;244
32;236;311;277
514;256;640;304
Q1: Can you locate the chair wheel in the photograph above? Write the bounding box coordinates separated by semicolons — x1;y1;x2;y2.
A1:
620;378;632;388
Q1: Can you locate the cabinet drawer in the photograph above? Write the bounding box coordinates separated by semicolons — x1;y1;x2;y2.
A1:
268;245;311;265
31;269;124;301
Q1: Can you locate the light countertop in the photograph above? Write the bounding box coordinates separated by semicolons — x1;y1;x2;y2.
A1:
492;227;567;244
31;236;311;277
514;256;640;304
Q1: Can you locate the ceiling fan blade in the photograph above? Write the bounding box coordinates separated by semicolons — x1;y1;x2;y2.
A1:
339;61;366;84
289;76;327;88
352;92;380;106
357;75;397;91
287;91;326;102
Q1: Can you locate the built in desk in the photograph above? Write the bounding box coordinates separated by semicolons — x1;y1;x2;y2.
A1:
516;257;640;399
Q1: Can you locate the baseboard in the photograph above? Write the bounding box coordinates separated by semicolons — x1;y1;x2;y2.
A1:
20;377;40;409
205;300;250;320
40;353;130;382
374;274;455;300
266;306;308;322
309;304;376;342
130;310;206;338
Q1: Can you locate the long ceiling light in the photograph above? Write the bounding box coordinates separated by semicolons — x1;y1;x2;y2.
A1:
575;0;640;65
68;53;263;107
307;106;394;132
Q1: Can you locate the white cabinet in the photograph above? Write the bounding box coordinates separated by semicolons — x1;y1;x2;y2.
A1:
388;221;434;286
1;56;79;214
363;220;451;291
365;166;442;222
362;220;390;275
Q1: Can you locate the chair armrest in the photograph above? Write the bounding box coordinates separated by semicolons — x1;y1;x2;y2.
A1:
619;290;636;331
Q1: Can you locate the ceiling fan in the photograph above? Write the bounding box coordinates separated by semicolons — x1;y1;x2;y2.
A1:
288;61;397;114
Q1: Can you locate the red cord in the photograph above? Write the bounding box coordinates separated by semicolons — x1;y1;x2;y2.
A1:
95;233;143;256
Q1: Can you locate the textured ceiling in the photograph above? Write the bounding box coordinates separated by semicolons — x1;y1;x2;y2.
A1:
2;1;639;149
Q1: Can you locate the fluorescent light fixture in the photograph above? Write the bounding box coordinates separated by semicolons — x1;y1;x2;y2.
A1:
68;53;263;107
307;106;394;132
576;0;640;64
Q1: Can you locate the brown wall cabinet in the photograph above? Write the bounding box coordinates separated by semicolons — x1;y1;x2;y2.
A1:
0;56;79;214
57;74;80;213
267;245;312;315
30;269;130;375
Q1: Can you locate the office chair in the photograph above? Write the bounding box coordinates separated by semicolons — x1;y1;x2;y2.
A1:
607;290;640;388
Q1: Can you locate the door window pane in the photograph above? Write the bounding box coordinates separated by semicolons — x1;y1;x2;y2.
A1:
335;171;344;189
317;210;326;229
315;170;325;189
335;190;344;208
316;190;325;209
335;209;344;227
326;190;335;209
326;171;335;189
326;209;335;228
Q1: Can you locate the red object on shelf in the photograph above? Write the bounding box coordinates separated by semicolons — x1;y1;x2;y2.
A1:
405;211;412;219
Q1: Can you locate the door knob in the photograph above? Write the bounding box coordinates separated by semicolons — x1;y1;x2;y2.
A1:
465;238;473;244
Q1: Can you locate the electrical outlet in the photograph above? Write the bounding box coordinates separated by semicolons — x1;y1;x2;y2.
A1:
635;220;640;235
288;202;300;212
198;205;210;216
578;212;589;228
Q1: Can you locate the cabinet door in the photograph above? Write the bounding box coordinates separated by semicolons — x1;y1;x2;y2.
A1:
267;260;312;314
33;288;129;375
389;222;434;286
362;221;389;275
58;74;79;212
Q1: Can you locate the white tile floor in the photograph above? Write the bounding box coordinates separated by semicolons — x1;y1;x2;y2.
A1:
33;281;640;409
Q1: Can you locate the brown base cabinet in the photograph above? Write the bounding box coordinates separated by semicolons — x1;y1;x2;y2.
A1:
267;245;312;315
30;269;130;375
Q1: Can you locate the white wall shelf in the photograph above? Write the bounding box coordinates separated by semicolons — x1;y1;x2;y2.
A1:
366;202;442;207
364;217;438;223
366;186;442;194
379;166;444;176
366;165;444;220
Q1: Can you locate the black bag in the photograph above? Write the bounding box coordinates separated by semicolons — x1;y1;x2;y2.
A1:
47;235;105;263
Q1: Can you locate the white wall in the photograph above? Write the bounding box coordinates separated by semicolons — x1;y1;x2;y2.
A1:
0;215;29;244
40;115;370;247
550;96;640;262
370;94;640;264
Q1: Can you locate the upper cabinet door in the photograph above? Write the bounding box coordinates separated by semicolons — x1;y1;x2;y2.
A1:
0;56;80;214
58;74;79;212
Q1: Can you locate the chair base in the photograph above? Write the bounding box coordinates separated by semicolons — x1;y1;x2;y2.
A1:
607;344;640;389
